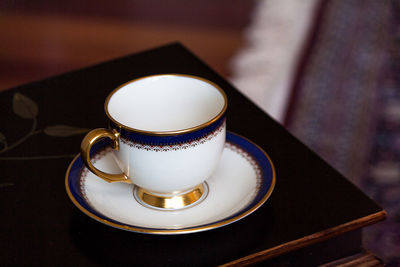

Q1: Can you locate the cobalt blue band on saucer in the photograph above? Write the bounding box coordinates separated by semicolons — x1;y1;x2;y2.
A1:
65;131;276;235
109;113;226;147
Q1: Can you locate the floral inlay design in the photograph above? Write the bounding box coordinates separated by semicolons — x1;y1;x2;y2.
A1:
0;93;90;161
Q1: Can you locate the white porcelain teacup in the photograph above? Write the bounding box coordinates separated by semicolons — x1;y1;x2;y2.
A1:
80;74;227;210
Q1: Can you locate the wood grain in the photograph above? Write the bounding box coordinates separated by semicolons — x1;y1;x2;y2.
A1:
319;250;383;267
220;211;387;266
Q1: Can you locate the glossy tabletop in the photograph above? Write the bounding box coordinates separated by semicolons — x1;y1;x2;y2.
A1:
0;43;385;266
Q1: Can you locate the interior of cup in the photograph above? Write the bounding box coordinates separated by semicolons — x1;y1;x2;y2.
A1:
106;74;226;132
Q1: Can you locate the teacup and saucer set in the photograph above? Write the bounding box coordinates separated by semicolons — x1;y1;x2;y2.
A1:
65;74;276;234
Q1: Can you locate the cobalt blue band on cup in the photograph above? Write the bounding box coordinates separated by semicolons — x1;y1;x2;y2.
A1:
80;74;228;210
110;115;226;150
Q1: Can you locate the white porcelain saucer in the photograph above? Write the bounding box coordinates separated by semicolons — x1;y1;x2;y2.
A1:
65;132;276;235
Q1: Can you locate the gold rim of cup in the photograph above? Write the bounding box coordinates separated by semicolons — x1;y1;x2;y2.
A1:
104;73;228;136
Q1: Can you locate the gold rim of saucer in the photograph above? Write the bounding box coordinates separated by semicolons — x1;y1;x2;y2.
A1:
104;74;228;136
133;183;208;210
65;132;277;235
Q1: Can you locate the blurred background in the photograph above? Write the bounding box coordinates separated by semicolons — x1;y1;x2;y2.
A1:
0;0;255;90
1;0;399;265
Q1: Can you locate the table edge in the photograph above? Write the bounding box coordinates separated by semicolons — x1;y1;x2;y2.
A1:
220;210;387;266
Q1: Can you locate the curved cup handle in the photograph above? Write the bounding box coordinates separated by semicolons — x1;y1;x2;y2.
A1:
80;128;131;184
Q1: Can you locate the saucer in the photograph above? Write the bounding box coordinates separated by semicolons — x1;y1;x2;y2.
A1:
65;132;276;235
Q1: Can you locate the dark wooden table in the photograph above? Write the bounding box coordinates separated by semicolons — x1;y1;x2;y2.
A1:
0;43;386;266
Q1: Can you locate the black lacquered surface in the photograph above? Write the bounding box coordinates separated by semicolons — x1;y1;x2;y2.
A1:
0;43;383;265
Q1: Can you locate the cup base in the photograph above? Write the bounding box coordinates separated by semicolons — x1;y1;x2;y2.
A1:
133;182;209;211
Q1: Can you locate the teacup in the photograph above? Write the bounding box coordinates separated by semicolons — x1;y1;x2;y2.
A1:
80;74;227;210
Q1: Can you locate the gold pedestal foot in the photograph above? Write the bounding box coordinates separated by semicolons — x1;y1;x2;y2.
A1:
133;182;208;210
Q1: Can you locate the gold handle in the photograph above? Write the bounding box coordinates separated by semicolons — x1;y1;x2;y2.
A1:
80;128;131;184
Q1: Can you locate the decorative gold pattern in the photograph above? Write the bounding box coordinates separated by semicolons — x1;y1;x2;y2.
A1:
104;74;228;136
121;121;226;151
134;183;207;210
225;142;263;197
79;147;112;205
